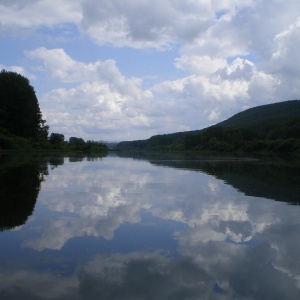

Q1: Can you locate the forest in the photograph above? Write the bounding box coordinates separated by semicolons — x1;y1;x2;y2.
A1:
0;70;107;153
116;100;300;153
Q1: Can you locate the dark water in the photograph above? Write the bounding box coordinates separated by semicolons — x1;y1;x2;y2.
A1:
0;152;300;299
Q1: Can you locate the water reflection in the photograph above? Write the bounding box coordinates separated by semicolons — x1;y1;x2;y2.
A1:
0;153;299;299
148;155;300;205
0;154;48;231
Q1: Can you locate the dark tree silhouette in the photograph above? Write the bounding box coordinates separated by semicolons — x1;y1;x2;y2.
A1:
0;69;48;139
49;132;65;144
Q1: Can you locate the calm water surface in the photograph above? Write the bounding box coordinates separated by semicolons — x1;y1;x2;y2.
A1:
0;152;300;299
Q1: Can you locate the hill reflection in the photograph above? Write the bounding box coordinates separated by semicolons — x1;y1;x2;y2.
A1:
118;152;300;205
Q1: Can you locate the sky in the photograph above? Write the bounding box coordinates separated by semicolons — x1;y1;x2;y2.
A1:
1;0;300;142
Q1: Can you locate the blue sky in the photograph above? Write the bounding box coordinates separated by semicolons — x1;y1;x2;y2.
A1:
1;0;300;141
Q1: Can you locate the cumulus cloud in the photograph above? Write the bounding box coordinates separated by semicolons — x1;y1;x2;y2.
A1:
27;46;264;139
1;0;300;140
26;47;154;140
268;17;300;99
0;0;82;28
152;51;285;126
0;64;36;80
80;0;214;48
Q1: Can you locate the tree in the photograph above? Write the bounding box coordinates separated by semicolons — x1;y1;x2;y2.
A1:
49;133;65;144
68;137;86;150
69;137;85;145
0;69;48;139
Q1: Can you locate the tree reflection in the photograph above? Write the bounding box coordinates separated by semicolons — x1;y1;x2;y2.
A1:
0;152;108;231
68;152;107;162
0;155;49;231
142;153;300;205
48;155;64;170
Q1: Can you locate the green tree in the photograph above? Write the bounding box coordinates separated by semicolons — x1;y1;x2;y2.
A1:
68;137;86;150
69;137;85;146
49;133;65;144
0;69;48;139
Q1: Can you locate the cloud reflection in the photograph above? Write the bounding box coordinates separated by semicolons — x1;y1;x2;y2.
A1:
11;155;300;299
1;246;300;299
78;252;214;300
25;156;299;254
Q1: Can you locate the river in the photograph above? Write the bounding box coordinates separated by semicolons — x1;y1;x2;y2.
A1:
0;152;299;299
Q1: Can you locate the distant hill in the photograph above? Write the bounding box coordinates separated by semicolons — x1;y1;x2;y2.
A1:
218;99;300;127
101;142;119;149
116;100;300;153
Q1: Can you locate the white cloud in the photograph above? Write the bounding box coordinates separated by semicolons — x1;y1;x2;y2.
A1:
268;17;300;99
1;0;300;140
0;64;36;80
26;47;154;140
80;0;214;48
172;59;278;128
175;55;227;76
0;0;82;28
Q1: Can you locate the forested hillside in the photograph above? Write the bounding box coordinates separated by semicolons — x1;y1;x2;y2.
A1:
116;100;300;153
218;100;300;127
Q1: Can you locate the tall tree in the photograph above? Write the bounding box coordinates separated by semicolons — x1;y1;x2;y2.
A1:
0;69;48;139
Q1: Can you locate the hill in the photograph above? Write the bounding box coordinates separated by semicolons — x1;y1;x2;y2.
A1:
218;100;300;127
116;99;300;153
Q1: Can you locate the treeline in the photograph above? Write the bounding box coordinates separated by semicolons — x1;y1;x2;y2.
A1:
116;100;300;153
48;134;107;152
0;70;107;153
183;122;300;153
0;130;107;152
